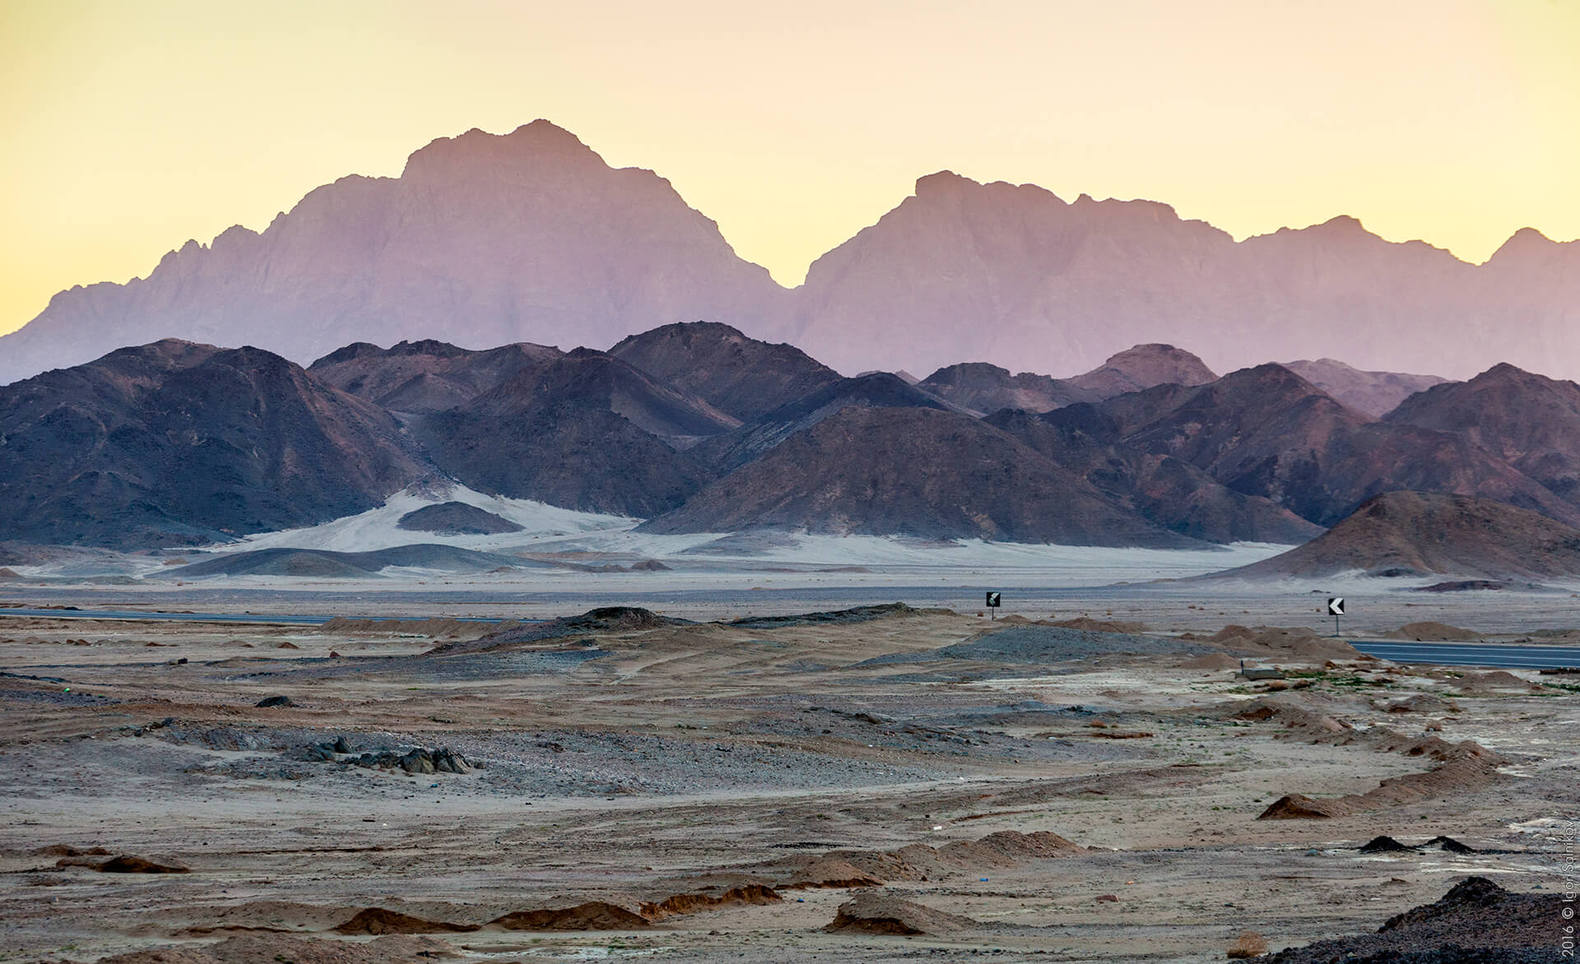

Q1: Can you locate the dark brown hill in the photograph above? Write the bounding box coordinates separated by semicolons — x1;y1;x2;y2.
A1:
917;362;1092;415
985;408;1322;544
690;373;951;472
0;340;428;547
1100;364;1580;528
396;502;523;535
1228;491;1580;580
608;321;840;421
642;406;1196;546
1386;362;1580;505
308;339;562;414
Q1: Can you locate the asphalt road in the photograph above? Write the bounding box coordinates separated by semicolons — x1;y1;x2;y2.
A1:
1351;640;1580;669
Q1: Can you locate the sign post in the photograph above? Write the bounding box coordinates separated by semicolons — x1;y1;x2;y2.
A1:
985;591;1001;620
1327;596;1345;636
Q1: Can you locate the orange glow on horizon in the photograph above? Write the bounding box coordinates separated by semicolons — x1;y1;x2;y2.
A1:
1;0;1577;338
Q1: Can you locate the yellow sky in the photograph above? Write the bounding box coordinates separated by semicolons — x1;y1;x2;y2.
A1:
2;0;1577;337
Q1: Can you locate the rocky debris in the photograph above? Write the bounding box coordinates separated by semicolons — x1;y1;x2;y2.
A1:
321;616;520;638
254;695;293;708
824;891;979;936
33;844;109;857
1262;876;1558;962
1380;693;1457;714
1414;579;1508;592
359;747;473;774
1225;930;1269;958
1049;616;1149;633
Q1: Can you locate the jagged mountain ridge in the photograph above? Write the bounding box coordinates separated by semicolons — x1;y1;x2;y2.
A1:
3;121;1578;386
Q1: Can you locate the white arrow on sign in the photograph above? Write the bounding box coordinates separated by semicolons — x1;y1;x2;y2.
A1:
1327;597;1345;616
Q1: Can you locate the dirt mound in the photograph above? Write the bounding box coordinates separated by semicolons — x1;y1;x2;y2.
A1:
1380;693;1457;714
730;603;918;629
333;907;477;935
1360;835;1417;853
33;844;109;857
432;606;688;655
488;901;649;930
1047;616;1148;633
1452;670;1540;695
396;500;523;535
1262;876;1558;962
1180;652;1242;670
824;892;979;936
1208;625;1361;662
774;830;1081;885
0;567;20;580
1259;742;1504;819
57;853;190;873
96;934;462;963
1387;621;1484;641
641;884;780;920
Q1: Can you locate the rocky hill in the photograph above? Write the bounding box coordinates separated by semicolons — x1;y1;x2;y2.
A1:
1226;491;1580;580
0;340;428;547
609;321;840;420
642;406;1196;546
1282;358;1449;417
307;339;562;415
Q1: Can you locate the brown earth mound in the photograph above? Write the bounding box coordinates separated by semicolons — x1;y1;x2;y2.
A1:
1048;616;1148;633
1380;693;1457;714
1180;652;1242;670
775;830;1082;885
641;884;781;920
333;907;477;935
1452;670;1541;695
488;901;650;930
1262;876;1558;962
1207;625;1362;662
824;892;979;936
56;853;190;873
33;844;110;857
1259;742;1504;819
320;617;516;638
1386;621;1484;641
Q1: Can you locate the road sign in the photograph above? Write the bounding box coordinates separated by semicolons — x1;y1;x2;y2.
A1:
986;592;1001;608
1327;597;1345;616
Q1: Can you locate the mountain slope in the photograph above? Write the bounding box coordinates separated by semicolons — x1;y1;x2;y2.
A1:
307;339;563;414
0;341;429;547
1227;491;1580;580
985;407;1322;544
0;121;788;384
642;406;1198;547
691;372;951;472
609;321;841;420
410;350;728;516
1065;344;1218;398
918;363;1092;415
1385;363;1580;505
1282;358;1449;418
1099;364;1580;528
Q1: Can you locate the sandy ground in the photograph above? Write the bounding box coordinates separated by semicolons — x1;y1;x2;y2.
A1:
0;601;1574;963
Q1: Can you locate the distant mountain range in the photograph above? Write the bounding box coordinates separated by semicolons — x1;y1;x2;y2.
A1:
2;120;1577;385
8;321;1580;558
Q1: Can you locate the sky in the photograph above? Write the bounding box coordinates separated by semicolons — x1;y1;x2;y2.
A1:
1;0;1577;338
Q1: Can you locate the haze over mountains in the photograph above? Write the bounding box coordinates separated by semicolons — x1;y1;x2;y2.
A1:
3;120;1578;386
8;319;1580;576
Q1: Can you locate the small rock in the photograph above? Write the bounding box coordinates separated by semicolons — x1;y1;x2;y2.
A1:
255;695;293;708
1226;930;1268;959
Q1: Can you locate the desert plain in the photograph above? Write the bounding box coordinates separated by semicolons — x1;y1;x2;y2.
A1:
0;579;1574;963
